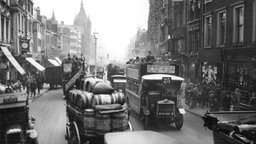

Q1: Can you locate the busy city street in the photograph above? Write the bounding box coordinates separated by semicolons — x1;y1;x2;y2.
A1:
1;0;256;144
29;88;213;144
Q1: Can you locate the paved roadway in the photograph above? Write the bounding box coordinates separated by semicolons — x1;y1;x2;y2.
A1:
29;89;214;144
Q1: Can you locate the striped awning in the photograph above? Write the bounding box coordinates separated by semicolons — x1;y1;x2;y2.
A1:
48;59;60;66
55;57;62;65
26;57;45;71
0;47;25;75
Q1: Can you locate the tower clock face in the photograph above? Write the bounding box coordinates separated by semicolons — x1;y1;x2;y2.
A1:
22;42;28;49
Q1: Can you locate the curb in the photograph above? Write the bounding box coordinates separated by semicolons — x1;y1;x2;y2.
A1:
184;108;203;118
31;89;49;102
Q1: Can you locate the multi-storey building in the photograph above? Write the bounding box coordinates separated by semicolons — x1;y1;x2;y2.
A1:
168;0;187;78
45;12;60;59
148;0;163;56
199;0;256;110
59;24;82;57
33;7;47;62
73;0;92;64
133;28;148;58
0;0;13;82
184;0;202;83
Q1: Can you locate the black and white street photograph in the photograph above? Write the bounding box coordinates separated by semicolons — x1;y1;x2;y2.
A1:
0;0;256;144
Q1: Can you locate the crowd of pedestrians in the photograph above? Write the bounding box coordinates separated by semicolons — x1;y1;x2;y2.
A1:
20;73;44;98
184;80;242;112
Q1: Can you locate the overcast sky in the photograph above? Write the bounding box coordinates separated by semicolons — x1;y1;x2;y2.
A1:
33;0;149;61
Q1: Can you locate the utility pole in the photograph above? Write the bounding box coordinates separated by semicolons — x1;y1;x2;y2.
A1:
93;32;98;77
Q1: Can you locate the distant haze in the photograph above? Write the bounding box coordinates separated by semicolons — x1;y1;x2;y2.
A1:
34;0;149;62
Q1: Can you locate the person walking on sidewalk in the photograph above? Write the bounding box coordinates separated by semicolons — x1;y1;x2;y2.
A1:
35;73;42;94
232;88;241;111
223;90;231;111
30;77;37;98
26;75;32;96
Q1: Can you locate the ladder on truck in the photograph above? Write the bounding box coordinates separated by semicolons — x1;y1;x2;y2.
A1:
63;63;84;96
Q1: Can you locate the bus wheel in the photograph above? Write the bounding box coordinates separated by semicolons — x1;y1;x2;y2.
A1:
175;114;184;130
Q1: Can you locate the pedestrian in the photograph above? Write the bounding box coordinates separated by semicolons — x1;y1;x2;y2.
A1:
232;88;241;111
146;51;155;62
223;90;231;111
35;74;42;94
219;88;227;110
180;80;187;98
26;75;32;96
30;77;37;98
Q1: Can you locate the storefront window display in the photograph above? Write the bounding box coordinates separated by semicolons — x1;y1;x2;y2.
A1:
201;62;222;85
227;62;256;106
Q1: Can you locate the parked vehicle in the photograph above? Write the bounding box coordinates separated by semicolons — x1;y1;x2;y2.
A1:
126;60;185;130
44;66;62;89
0;92;38;144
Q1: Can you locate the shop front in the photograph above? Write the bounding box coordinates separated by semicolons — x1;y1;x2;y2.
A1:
198;48;223;85
226;48;256;110
183;54;198;83
25;57;45;75
0;47;26;84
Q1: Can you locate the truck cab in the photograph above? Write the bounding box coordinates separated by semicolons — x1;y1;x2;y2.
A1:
0;92;36;144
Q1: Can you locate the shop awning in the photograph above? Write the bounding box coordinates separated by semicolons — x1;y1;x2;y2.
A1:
0;47;25;75
55;57;62;65
26;57;45;71
198;48;222;63
48;59;60;66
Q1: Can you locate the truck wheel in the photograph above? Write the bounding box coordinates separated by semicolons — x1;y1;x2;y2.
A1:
143;115;149;130
175;114;184;130
69;122;81;144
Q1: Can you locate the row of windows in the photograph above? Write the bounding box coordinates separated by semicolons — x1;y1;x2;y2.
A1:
126;80;139;95
203;3;256;47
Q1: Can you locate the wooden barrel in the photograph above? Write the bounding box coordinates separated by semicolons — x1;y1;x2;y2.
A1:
85;78;103;92
83;109;95;134
95;112;111;135
92;94;115;108
111;109;128;132
69;89;78;104
84;78;93;92
111;92;125;105
76;91;93;109
74;90;84;105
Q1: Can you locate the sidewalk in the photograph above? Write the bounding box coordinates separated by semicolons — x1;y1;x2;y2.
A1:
181;98;253;121
181;98;209;118
20;84;50;102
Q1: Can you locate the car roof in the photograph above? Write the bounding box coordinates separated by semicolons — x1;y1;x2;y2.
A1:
104;131;180;144
111;75;126;78
142;74;184;81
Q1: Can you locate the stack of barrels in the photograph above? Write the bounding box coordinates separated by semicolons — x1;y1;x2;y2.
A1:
67;78;128;136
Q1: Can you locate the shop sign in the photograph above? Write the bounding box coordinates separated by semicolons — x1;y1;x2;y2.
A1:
20;38;30;52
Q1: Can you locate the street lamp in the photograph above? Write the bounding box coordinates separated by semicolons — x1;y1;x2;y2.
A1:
93;32;98;77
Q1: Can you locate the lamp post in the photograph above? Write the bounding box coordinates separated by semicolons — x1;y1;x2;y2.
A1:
93;32;98;77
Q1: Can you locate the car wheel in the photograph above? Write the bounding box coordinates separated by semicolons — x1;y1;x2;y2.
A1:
175;114;184;130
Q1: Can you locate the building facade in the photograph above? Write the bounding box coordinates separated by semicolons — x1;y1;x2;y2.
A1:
197;0;256;110
0;0;12;82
